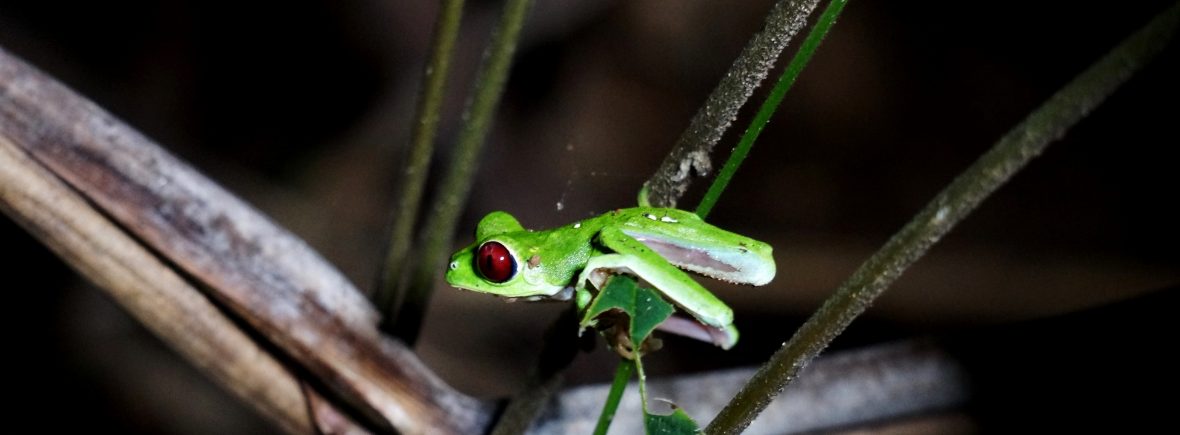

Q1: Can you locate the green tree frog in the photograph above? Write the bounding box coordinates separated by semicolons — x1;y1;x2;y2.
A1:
445;207;775;349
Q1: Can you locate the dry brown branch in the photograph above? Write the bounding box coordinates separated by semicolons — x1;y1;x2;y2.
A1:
0;133;330;434
0;46;491;434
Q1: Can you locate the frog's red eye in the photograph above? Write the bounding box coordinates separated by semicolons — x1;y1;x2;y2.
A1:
477;241;516;283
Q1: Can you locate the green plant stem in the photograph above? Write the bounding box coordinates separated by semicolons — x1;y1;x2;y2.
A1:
696;0;848;219
375;0;465;320
593;359;635;435
644;0;821;208
388;0;535;344
705;3;1180;434
634;354;649;409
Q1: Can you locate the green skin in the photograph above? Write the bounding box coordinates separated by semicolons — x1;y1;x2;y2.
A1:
445;207;775;348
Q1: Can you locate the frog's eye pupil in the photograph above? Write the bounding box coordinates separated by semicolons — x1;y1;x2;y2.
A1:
477;241;516;283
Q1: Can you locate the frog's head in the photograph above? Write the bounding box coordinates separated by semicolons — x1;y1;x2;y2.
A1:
446;212;565;298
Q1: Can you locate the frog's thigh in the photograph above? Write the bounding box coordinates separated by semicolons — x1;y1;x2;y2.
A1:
588;227;734;328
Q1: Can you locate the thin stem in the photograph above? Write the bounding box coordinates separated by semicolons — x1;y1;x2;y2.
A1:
696;0;849;218
644;0;821;208
592;360;635;435
705;3;1180;433
635;355;649;410
387;0;535;344
374;0;466;319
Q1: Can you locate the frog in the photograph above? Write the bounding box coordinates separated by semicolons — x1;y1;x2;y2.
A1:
445;207;775;349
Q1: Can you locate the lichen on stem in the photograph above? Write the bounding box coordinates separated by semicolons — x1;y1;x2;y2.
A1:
644;0;821;208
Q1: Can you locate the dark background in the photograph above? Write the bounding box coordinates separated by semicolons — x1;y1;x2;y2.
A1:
2;1;1177;433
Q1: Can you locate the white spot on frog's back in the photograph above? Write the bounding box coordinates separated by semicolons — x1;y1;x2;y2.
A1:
644;213;658;221
573;222;581;229
659;216;678;223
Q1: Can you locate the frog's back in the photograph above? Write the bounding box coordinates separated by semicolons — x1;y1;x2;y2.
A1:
498;217;603;287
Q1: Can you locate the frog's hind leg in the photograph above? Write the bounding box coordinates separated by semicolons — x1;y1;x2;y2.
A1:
575;226;737;346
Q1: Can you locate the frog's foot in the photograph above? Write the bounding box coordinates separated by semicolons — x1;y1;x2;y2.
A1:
655;316;739;350
636;183;652;207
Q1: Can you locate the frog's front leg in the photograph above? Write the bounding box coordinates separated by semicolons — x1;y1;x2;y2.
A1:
574;286;593;313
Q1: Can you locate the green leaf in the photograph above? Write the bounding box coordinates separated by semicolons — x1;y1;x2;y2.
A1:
580;276;675;351
584;277;701;434
644;406;700;435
